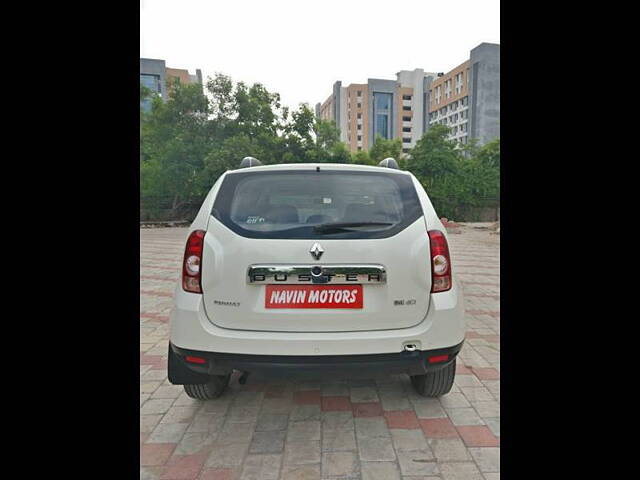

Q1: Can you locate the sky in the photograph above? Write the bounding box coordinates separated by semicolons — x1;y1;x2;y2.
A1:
140;0;499;110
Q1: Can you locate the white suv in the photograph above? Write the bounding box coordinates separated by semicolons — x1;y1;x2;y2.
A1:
168;158;465;399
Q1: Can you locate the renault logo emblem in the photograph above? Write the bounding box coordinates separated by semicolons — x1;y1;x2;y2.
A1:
309;242;324;260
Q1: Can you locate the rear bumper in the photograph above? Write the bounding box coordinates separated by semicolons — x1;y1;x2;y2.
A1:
169;278;465;356
169;341;463;382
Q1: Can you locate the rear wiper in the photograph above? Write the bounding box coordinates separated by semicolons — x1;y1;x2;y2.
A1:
313;221;393;233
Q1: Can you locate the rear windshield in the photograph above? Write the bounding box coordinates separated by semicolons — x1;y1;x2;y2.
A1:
211;170;423;239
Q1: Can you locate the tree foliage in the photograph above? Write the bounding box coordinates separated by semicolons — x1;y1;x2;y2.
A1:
406;124;500;217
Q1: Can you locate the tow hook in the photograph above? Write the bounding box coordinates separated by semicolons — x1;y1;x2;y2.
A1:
404;344;417;352
238;371;250;385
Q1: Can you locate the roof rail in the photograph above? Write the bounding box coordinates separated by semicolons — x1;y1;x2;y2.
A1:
378;157;399;169
239;156;262;168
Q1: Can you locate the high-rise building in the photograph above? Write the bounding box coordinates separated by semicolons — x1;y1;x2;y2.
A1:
140;58;203;112
316;43;500;153
316;70;438;155
427;43;500;146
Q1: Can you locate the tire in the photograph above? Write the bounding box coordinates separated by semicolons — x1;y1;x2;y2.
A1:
411;359;456;397
183;374;231;400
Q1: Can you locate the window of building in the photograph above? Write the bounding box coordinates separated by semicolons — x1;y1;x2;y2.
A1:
402;95;412;100
357;90;362;97
403;116;411;121
373;92;392;139
357;113;362;119
402;148;410;153
357;135;362;141
357;124;362;130
402;106;411;111
140;74;161;93
402;127;411;132
357;103;362;108
358;146;362;151
403;137;411;143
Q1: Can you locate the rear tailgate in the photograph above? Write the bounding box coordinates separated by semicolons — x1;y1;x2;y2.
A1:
201;217;431;332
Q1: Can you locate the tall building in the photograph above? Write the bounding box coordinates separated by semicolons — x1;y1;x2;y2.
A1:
140;58;203;112
427;43;500;146
316;70;438;154
316;42;500;153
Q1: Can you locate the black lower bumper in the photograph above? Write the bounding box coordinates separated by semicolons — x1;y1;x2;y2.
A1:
168;341;464;385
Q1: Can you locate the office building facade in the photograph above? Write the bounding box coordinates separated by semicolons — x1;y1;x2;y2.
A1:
316;43;500;153
427;43;500;146
140;58;203;112
316;69;438;154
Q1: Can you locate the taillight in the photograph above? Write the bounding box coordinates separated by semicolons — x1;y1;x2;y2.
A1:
182;230;205;293
428;230;452;293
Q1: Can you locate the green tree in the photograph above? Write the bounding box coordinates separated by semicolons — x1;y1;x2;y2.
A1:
368;135;402;164
140;81;211;215
350;150;373;165
475;137;500;169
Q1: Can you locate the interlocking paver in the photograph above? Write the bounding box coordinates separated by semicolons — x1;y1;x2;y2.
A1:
161;454;207;480
280;464;320;480
350;386;379;403
396;449;437;476
148;422;189;443
456;425;500;447
438;461;484;480
321;396;352;411
250;430;287;454
384;410;420;429
321;451;359;477
445;407;486;426
175;432;218;455
283;440;321;465
390;428;429;452
140;225;500;479
322;428;357;452
361;461;401;480
290;405;321;422
142;414;164;433
288;420;321;441
428;438;473;461
322;411;354;430
420;418;459;439
256;413;289;432
352;402;384;417
205;442;249;468
239;453;281;480
355;417;391;438
198;468;238;480
468;446;500;472
141;443;177;466
357;436;396;461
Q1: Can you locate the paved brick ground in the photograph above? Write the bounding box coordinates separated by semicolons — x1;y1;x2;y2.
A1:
140;224;500;480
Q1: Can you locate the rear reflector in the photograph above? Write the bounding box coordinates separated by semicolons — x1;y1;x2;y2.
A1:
428;354;449;364
185;355;206;364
